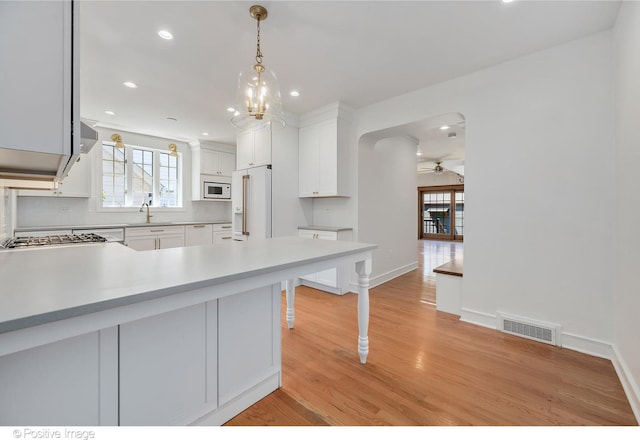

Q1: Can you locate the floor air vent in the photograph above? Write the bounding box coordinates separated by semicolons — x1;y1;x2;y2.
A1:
497;312;561;346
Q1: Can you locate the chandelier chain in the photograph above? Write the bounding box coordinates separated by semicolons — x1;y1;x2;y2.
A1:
255;17;263;65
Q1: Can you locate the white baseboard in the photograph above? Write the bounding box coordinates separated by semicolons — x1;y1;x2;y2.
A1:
612;344;640;424
460;307;496;329
561;332;613;359
348;261;418;293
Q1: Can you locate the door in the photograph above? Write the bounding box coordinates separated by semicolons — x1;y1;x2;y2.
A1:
419;185;464;241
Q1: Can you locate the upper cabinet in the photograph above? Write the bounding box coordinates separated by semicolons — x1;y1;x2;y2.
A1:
18;153;91;198
298;104;352;198
236;123;272;170
0;0;79;180
201;149;235;177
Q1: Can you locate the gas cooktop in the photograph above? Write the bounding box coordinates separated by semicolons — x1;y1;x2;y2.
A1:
1;233;108;249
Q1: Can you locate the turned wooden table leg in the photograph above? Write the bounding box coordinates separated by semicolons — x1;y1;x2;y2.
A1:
355;259;372;364
285;278;295;329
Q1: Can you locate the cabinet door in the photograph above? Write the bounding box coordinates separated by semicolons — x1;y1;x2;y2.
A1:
316;120;338;196
218;151;236;176
157;233;185;249
185;224;213;246
252;123;272;167
119;304;209;426
236;130;254;170
126;236;157;251
200;149;220;176
0;0;72;156
298;126;319;197
0;332;103;425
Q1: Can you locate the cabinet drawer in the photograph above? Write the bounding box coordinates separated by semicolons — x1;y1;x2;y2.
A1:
213;223;232;232
298;229;337;241
125;226;185;238
214;231;234;244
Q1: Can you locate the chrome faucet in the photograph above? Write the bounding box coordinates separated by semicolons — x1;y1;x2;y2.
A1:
139;202;153;224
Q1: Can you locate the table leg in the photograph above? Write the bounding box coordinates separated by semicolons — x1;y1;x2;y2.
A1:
355;259;372;364
285;279;295;329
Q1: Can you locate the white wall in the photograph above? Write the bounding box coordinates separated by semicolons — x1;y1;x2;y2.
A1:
16;127;231;227
613;0;640;421
354;32;616;358
417;170;463;187
358;136;418;285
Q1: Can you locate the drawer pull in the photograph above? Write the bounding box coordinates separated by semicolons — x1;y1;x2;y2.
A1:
222;237;232;240
221;226;231;229
193;225;206;228
150;229;165;233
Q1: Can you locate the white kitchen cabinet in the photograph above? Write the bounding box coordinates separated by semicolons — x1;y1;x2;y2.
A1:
185;224;214;246
0;329;118;426
218;286;280;405
213;223;233;244
236;123;272;170
191;144;235;200
0;0;78;173
17;154;91;198
298;119;349;197
201;149;235;177
125;226;185;251
119;303;215;425
298;227;353;294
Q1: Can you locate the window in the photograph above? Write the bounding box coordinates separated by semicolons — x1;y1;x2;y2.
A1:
418;184;464;241
101;142;182;208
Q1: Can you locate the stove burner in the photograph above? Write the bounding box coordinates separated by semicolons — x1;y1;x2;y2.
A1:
2;233;108;249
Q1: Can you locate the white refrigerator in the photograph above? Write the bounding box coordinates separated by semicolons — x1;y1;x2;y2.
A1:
232;165;272;241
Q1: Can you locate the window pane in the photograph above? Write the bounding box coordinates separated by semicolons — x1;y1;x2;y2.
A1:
423;191;451;235
102;144;126;207
132;148;154;206
159;152;178;207
455;191;464;236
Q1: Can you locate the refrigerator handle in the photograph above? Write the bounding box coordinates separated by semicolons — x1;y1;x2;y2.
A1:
242;174;250;236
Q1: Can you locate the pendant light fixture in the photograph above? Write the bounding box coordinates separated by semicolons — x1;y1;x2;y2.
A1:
111;133;125;149
230;5;285;129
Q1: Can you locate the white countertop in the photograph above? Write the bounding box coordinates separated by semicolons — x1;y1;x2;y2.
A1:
0;237;376;334
298;225;353;232
14;221;231;232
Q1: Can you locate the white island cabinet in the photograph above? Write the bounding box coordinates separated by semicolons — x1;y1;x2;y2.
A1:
0;237;375;426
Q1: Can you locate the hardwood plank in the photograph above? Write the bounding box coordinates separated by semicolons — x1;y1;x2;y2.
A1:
225;241;637;426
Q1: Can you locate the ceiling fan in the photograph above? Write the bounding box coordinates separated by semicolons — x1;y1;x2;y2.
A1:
419;160;464;183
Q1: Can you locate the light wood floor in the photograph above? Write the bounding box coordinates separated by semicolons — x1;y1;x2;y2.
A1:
225;240;637;426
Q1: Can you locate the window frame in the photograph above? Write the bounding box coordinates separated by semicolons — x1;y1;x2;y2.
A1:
98;141;184;211
418;184;464;241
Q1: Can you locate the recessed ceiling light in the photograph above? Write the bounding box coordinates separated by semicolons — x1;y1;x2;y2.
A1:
226;107;235;113
158;30;173;40
416;152;422;156
502;0;515;3
123;81;138;88
166;117;177;122
104;110;115;115
290;90;300;97
202;132;209;136
439;125;450;130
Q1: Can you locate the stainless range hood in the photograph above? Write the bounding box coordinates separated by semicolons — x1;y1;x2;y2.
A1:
0;122;98;188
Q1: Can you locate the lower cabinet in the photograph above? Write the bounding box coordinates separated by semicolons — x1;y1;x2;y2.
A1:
0;330;117;426
298;228;353;294
119;303;216;426
213;223;233;244
185;224;214;246
125;226;186;250
0;285;281;426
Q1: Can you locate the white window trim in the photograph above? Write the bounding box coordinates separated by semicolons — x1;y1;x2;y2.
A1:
96;141;185;212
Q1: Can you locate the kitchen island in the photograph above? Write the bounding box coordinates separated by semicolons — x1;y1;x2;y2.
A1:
0;237;375;426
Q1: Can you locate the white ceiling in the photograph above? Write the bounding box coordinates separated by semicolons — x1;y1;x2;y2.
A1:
79;0;621;167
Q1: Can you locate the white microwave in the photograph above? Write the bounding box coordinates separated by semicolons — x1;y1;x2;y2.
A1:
203;181;231;199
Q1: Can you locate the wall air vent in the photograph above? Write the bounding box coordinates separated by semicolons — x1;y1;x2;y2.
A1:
497;312;561;346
